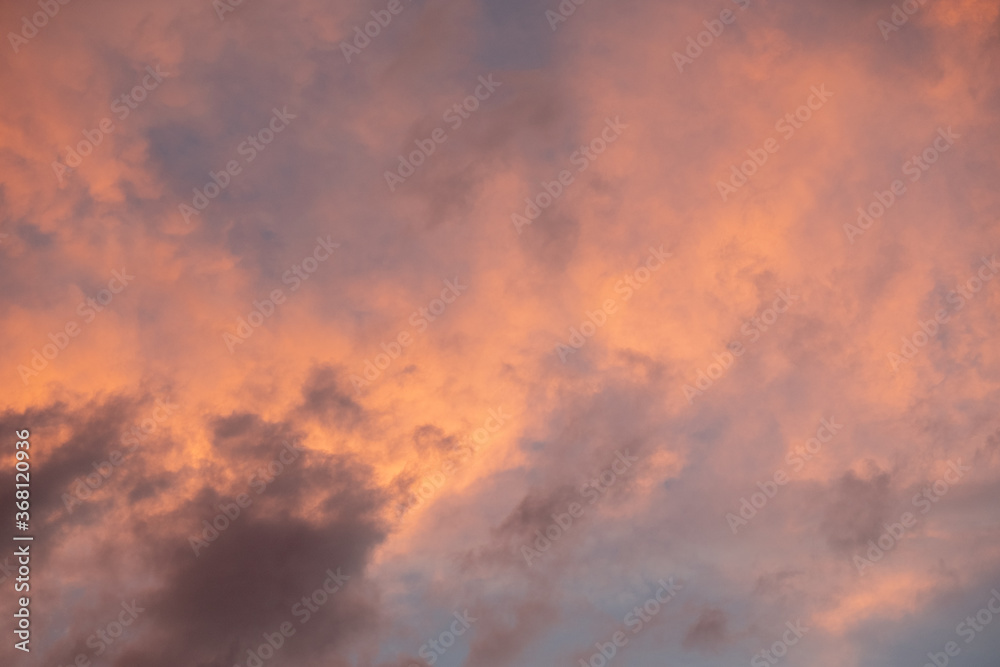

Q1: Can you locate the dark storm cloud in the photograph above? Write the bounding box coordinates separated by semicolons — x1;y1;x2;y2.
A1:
0;395;145;525
117;514;384;667
113;422;390;667
0;384;394;667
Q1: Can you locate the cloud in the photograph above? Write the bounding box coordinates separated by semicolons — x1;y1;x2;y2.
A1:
2;0;999;665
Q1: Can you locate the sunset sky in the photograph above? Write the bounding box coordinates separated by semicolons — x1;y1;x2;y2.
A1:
2;0;1000;665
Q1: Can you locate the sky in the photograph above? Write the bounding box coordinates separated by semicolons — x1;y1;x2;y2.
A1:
1;0;1000;665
